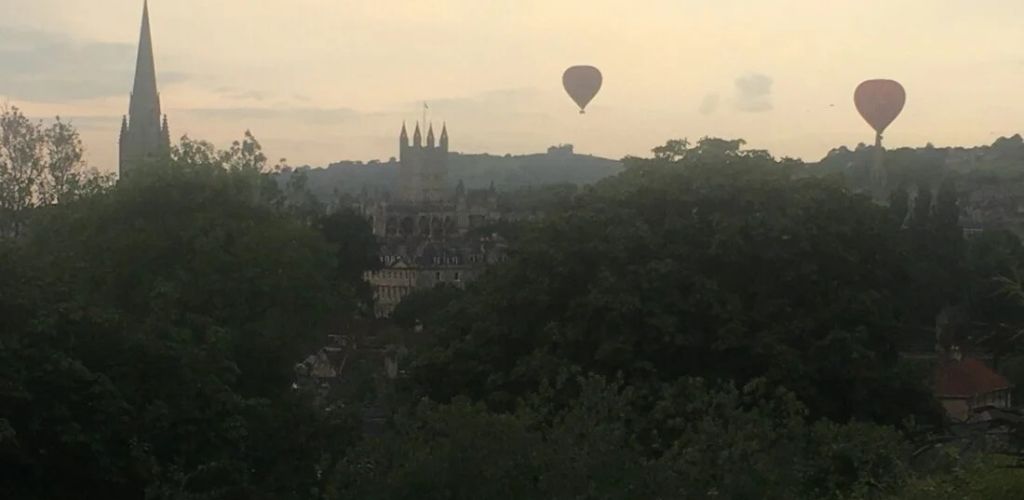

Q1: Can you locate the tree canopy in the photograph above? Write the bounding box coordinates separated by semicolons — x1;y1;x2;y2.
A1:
0;131;372;499
410;141;939;426
6;125;1024;498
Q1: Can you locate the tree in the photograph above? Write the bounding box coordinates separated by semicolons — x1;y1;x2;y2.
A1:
890;455;1024;500
0;106;111;237
0;105;44;235
410;145;939;426
390;284;465;330
646;137;775;165
316;208;381;315
889;184;910;226
911;185;933;228
41;118;87;204
894;180;968;331
0;131;374;498
933;178;960;230
332;376;913;500
651;138;690;161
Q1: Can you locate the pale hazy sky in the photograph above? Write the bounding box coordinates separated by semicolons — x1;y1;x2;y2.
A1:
1;0;1022;172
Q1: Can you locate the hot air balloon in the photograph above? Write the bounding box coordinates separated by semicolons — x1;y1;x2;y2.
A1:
855;79;905;140
854;79;905;191
563;66;602;114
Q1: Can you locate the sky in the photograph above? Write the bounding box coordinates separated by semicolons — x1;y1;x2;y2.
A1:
0;0;1022;173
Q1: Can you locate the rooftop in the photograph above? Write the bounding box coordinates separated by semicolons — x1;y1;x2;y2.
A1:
934;357;1011;398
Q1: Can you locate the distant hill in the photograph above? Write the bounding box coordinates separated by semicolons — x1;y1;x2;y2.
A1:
810;134;1024;233
286;135;1024;235
812;134;1024;185
285;145;624;202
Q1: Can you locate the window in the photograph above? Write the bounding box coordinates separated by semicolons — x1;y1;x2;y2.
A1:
436;271;443;281
454;272;461;281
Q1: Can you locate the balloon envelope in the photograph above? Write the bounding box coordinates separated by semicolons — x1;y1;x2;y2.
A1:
563;66;602;113
854;79;906;135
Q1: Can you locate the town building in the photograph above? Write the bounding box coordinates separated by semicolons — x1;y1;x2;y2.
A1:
358;124;513;317
934;350;1013;422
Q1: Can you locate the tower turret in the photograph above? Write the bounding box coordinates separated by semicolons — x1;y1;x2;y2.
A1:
161;114;170;152
440;123;449;152
426;124;435;148
413;123;422;147
400;122;409;148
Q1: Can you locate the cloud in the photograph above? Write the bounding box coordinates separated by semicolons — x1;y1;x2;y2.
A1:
699;93;720;115
213;86;270;101
14;112;118;132
734;73;773;112
180;106;360;124
398;88;557;128
420;88;549;113
0;25;186;101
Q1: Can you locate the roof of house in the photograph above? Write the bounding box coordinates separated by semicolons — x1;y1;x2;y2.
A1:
934;357;1012;398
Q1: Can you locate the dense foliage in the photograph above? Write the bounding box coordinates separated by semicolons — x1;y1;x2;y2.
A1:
411;139;940;426
0;132;371;499
293;149;623;201
6;121;1024;498
0;106;112;238
335;377;911;500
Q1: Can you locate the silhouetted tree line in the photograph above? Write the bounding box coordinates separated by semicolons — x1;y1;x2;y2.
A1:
5;112;1024;498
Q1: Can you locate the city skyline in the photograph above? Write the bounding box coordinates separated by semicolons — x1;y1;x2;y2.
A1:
1;0;1022;172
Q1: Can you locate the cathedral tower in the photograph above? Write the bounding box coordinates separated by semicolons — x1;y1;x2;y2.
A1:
398;122;449;203
119;0;170;177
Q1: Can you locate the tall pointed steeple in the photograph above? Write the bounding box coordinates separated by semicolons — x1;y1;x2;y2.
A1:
440;123;449;151
413;122;422;147
426;123;435;148
129;0;159;125
120;0;170;176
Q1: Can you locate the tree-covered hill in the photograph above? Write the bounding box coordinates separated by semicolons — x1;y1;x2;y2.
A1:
280;145;624;202
811;135;1024;233
9;105;1024;497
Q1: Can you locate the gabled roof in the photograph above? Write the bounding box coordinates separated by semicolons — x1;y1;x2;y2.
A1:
935;357;1012;398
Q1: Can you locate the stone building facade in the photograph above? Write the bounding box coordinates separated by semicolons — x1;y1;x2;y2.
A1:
359;124;512;317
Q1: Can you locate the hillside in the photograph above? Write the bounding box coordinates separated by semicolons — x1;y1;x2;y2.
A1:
812;134;1024;233
286;145;624;202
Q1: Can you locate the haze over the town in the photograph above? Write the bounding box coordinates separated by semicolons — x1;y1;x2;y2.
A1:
1;0;1021;172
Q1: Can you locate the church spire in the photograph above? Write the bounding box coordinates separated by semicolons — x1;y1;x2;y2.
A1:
413;122;422;147
440;123;448;151
120;0;169;176
129;0;160;130
426;123;435;148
